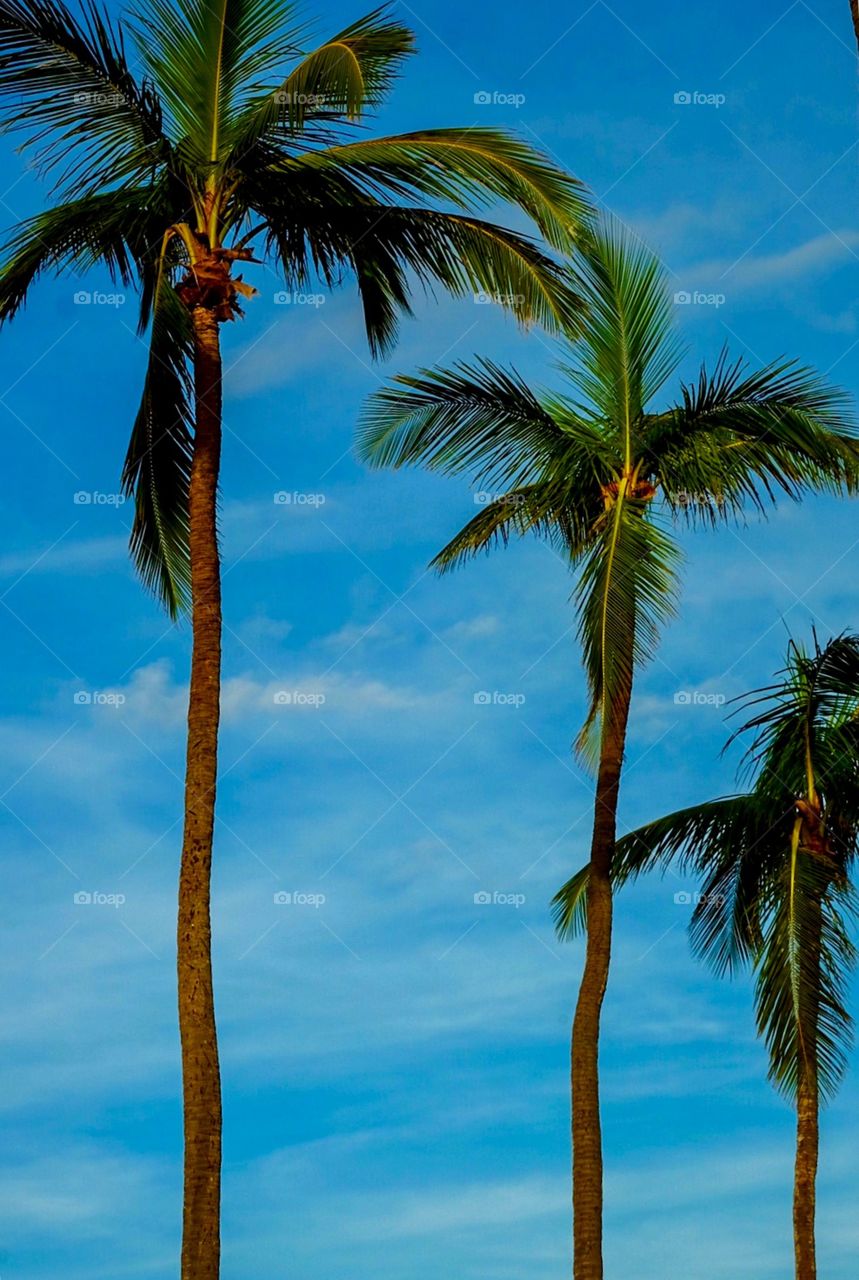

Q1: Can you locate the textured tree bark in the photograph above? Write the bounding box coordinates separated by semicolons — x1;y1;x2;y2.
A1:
793;891;821;1280
794;1070;819;1280
179;305;224;1280
571;666;633;1280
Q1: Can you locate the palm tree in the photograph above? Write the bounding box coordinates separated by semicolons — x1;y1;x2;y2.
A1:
356;220;859;1280
0;1;592;1274
556;633;859;1280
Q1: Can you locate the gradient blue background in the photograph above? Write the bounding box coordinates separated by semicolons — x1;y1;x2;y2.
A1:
0;0;857;1275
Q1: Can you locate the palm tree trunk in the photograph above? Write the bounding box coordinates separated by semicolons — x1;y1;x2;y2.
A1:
793;1069;819;1280
179;304;224;1280
850;0;859;53
571;671;633;1280
793;892;821;1280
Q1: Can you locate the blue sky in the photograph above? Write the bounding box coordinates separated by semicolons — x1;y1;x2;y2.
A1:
1;0;858;1276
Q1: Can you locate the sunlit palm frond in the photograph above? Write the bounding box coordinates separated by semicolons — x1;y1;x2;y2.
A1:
430;479;604;573
121;270;193;616
652;353;859;524
551;863;590;940
575;500;679;757
0;188;164;322
564;218;684;430
582;631;859;1108
280;128;590;253
131;0;301;164
0;0;166;192
292;206;581;354
756;856;855;1101
235;4;414;146
359;357;580;483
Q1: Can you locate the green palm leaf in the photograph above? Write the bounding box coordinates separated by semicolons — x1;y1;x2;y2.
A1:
0;0;167;191
574;499;679;758
121;270;193;616
1;0;593;610
280;129;589;254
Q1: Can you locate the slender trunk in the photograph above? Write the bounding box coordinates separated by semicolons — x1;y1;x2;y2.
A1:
179;305;223;1280
571;670;633;1280
794;1071;819;1280
793;894;821;1280
850;0;859;54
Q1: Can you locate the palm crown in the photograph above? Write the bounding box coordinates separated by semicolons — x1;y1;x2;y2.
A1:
0;0;590;614
358;221;859;754
556;633;859;1102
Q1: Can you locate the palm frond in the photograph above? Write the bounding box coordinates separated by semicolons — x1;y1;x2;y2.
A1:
131;0;302;164
575;500;680;757
651;353;859;524
0;187;164;323
0;0;166;193
121;269;193;616
755;853;855;1100
230;4;414;153
358;357;575;483
429;479;602;573
564;218;683;435
278;128;591;253
551;863;590;940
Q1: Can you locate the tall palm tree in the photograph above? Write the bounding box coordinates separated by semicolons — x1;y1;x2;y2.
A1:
0;1;592;1274
356;220;859;1280
556;633;859;1279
